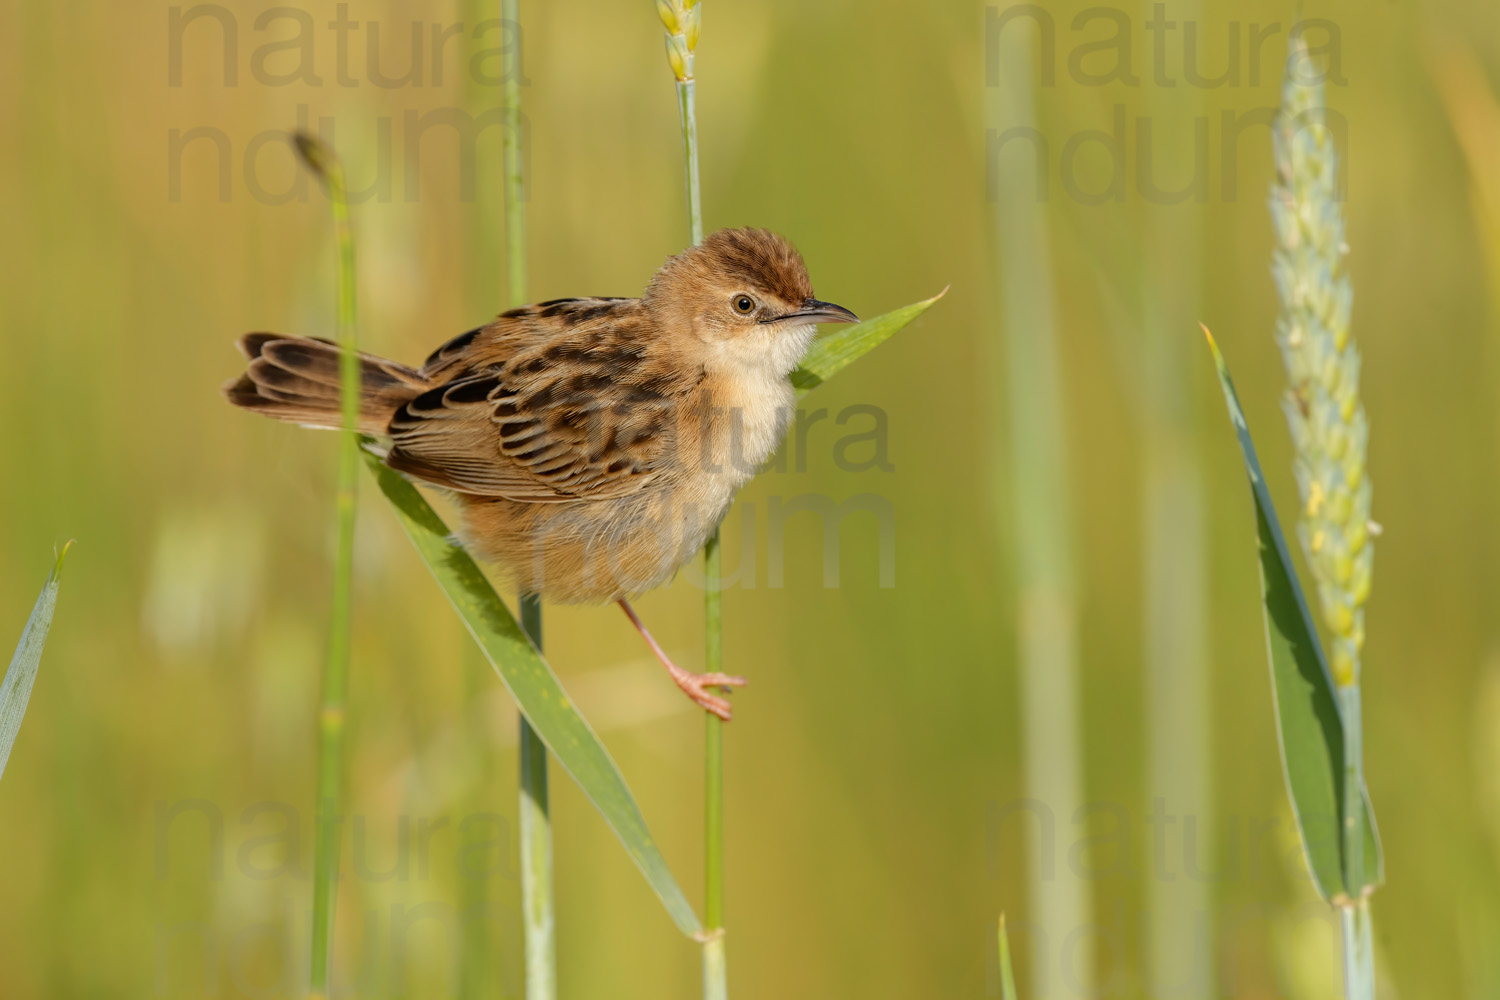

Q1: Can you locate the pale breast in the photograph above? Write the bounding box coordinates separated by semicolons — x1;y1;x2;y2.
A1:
452;315;809;604
690;369;793;501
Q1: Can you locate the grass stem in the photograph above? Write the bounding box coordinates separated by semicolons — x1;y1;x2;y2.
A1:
1139;7;1212;988
1340;684;1369;999
677;78;704;246
659;3;722;992
703;533;725;1000
503;0;528;304
518;593;555;1000
497;3;555;995
985;23;1092;995
294;133;359;1000
1340;685;1365;905
1341;897;1375;999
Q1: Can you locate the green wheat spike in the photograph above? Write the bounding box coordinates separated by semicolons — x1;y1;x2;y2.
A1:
1269;35;1373;690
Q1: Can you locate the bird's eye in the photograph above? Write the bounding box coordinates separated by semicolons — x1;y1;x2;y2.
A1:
732;295;756;315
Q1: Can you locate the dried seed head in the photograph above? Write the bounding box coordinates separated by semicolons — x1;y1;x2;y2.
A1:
1270;36;1373;689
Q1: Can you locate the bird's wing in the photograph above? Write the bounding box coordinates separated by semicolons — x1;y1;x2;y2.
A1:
385;300;698;502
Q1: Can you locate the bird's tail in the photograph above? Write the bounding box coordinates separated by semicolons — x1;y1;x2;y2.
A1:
222;333;431;434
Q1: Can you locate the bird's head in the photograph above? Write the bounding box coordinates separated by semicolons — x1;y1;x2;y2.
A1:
645;227;858;375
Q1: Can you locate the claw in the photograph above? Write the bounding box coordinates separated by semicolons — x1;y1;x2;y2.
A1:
673;671;748;721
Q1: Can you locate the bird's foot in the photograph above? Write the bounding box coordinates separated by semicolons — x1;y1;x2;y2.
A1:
667;667;747;722
618;598;747;720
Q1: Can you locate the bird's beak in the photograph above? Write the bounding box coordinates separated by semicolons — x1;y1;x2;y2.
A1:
764;298;860;325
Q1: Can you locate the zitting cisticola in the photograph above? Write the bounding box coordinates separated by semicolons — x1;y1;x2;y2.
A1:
224;227;857;719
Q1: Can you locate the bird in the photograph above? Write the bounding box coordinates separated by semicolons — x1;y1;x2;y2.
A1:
224;227;857;720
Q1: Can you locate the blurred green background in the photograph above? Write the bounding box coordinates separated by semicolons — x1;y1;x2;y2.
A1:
3;0;1500;996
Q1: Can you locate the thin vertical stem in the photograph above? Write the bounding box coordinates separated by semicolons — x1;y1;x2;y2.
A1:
672;32;724;1000
677;79;704;245
702;534;726;1000
1340;685;1365;908
503;0;528;303
499;2;553;997
1339;684;1370;1000
985;25;1092;999
1341;897;1375;1000
703;534;722;931
1139;0;1212;988
299;136;358;1000
518;594;554;1000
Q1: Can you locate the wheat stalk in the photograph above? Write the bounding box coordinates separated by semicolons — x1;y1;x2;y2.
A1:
292;131;360;1000
1270;35;1377;999
658;0;704;246
654;3;726;997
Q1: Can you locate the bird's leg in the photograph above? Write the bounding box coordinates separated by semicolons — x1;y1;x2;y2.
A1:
618;599;746;721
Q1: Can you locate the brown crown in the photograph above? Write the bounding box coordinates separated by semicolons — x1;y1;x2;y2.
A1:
649;227;815;305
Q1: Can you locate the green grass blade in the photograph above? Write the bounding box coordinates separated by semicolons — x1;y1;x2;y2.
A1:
365;452;703;937
791;288;948;396
998;914;1018;1000
1204;330;1382;901
0;544;71;783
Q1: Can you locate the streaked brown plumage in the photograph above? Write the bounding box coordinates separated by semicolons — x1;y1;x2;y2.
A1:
224;227;856;718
